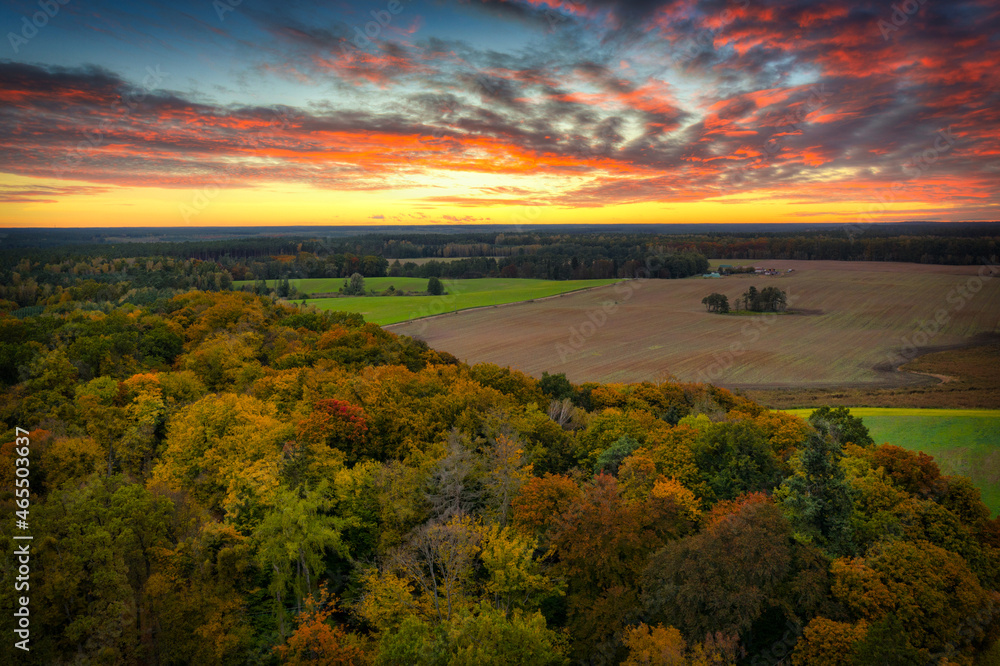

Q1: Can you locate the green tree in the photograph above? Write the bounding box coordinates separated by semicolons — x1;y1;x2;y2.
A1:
595;435;640;475
851;614;922;665
809;407;874;447
144;521;256;665
758;286;787;312
691;420;784;501
447;604;567;665
32;476;173;664
775;432;855;557
362;254;389;277
253;482;355;638
539;372;575;401
479;524;559;616
375;614;450;666
701;292;730;313
428;276;445;295
342;272;366;295
139;323;184;365
118;386;167;479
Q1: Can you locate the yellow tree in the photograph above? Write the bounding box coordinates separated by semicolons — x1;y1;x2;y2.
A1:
355;567;429;633
642;424;705;496
790;618;868;666
479;524;560;616
622;623;686;665
618;449;659;501
150;393;293;529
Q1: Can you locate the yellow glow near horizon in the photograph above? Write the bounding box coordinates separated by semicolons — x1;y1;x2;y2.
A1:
0;172;965;228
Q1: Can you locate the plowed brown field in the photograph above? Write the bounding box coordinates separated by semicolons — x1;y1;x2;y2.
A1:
384;260;1000;389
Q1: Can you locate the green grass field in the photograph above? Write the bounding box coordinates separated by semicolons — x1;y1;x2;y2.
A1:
276;278;619;325
784;408;1000;516
235;277;437;294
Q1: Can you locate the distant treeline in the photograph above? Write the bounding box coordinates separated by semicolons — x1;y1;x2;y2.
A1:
386;251;709;281
690;234;998;265
1;228;996;310
0;234;711;309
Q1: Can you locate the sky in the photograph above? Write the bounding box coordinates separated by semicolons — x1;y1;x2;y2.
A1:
0;0;997;228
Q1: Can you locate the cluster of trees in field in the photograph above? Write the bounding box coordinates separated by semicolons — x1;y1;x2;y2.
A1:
737;286;788;312
702;293;731;313
248;277;307;300
333;274;446;298
702;286;788;314
1;290;998;665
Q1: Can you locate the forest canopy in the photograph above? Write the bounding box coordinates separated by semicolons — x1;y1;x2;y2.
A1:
1;289;998;665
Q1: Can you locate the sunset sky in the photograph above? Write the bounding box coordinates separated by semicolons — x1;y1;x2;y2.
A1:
0;0;998;227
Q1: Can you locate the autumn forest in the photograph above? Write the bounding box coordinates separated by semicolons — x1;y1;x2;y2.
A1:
0;283;998;665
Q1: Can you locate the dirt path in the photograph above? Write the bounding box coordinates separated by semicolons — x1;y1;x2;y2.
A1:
908;371;959;384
